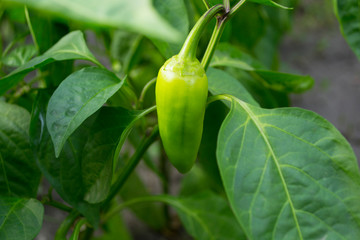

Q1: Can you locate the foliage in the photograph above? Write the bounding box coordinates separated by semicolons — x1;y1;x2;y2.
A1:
0;0;360;239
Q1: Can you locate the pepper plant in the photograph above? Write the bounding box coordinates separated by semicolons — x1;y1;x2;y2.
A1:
1;0;360;239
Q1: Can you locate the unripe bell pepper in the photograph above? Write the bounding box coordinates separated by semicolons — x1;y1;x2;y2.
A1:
156;55;208;173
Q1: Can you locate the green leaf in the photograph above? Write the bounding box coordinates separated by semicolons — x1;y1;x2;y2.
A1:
211;43;314;93
3;0;183;43
0;30;100;95
217;98;360;239
159;193;246;240
223;68;289;108
46;67;124;157
254;70;314;93
334;0;360;60
31;91;154;223
1;45;37;67
0;197;44;240
0;102;41;197
151;0;189;58
207;67;259;106
30;90;100;225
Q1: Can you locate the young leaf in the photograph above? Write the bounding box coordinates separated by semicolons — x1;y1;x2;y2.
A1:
0;31;100;95
3;0;183;43
158;193;246;240
0;197;44;240
46;67;124;157
334;0;360;60
0;102;41;197
217;98;360;239
211;43;314;93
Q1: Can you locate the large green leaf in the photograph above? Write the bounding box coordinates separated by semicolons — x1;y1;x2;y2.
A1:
46;67;124;157
0;31;100;95
217;98;360;239
0;102;41;197
3;0;183;43
0;197;44;240
334;0;360;60
155;193;246;239
211;43;314;93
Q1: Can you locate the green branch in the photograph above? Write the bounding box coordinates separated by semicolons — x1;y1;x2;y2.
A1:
179;4;225;60
103;125;160;207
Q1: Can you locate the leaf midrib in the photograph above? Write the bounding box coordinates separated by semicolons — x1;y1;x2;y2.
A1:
236;99;303;240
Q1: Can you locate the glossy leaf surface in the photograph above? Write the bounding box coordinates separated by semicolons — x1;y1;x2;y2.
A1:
46;67;124;157
217;98;360;239
3;0;183;43
0;31;100;95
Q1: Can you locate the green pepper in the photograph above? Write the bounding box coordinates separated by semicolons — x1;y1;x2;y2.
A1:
156;55;208;173
155;5;224;173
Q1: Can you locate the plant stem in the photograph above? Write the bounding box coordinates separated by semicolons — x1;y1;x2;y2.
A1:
207;94;233;105
202;0;210;9
179;4;225;60
70;218;87;240
223;0;231;12
24;6;39;52
47;200;73;213
201;18;226;71
103;195;168;223
55;210;80;240
103;125;160;207
201;0;248;70
138;77;156;109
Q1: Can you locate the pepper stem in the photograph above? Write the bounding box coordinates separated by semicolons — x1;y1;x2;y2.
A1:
178;4;225;60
